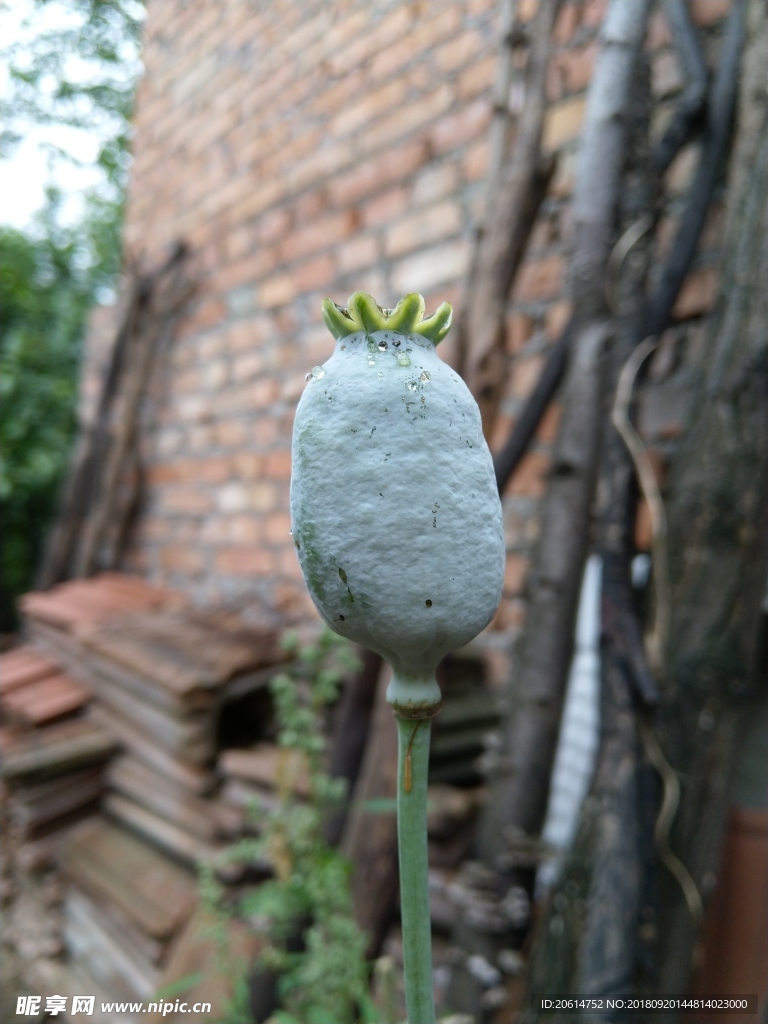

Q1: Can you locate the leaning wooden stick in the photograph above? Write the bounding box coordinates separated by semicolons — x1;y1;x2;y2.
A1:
290;292;505;1022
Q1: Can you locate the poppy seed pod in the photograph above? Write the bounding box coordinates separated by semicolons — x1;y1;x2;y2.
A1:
290;291;505;712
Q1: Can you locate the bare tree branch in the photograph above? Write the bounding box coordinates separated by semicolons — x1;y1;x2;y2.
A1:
652;0;708;174
459;0;562;437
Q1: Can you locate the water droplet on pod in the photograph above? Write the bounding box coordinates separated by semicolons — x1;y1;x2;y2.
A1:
310;366;326;379
397;352;411;367
378;341;388;351
420;371;431;382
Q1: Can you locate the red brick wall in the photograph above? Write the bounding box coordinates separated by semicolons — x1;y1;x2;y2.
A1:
111;0;731;630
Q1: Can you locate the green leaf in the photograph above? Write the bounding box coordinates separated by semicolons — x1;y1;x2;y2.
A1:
152;972;205;1000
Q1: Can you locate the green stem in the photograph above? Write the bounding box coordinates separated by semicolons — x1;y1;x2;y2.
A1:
396;714;435;1024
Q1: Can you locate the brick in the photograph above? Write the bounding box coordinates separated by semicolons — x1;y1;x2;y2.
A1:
337;234;379;273
504;553;529;595
231;351;267;385
329;79;410;138
215;420;249;448
582;0;608;27
545;300;572;339
647;9;672;48
160;546;205;573
328;140;429;206
635;496;653;552
224;225;255;263
536;401;561;444
690;0;731;26
277;7;335;61
248;376;280;407
199;457;234;484
265;512;292;545
385;200;463;257
262;128;328;182
511;353;545;400
665;142;700;194
550;148;576;197
202;360;229;392
554;3;582;44
553;43;597;97
412;162;459;206
293;190;328;223
257;207;293;245
457;55;497;101
265;449;292;480
248;482;278;512
369;7;462;81
185;294;228;336
518;0;538;21
305;68;366;124
429;99;492;156
463;138;489;181
281;373;307;404
216;482;250;513
433;31;484;73
489;596;526;631
215;547;276;576
361;85;456;155
673;268;718;320
700;203;725;252
160;489;215;515
226;317;273;352
231;453;266;480
652;50;684;98
276;550;306;585
490;412;514;453
258;274;297;309
279;210;358;263
226;178;286;227
294;252;337;292
228;515;263;544
529;215;560;250
513;254;564;303
391;239;469;294
543;96;587;150
506;312;536;354
362;187;410;229
327;5;415;76
253;417;280;448
506;450;550;499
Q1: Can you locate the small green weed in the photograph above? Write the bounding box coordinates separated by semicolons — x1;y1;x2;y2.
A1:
202;629;378;1024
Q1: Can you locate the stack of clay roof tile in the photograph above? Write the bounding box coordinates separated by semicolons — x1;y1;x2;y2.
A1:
0;646;117;870
4;573;290;1014
21;573;285;867
59;816;198;1001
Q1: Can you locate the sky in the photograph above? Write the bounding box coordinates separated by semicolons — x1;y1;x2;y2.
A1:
0;0;143;230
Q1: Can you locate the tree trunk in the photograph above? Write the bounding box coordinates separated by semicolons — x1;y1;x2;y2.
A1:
654;7;768;987
449;3;651;1014
523;1;767;1012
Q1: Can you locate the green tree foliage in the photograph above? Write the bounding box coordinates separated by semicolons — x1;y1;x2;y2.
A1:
1;0;144;191
0;198;118;627
0;1;143;629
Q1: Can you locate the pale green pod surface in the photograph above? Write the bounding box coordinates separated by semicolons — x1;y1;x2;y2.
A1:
290;292;505;681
